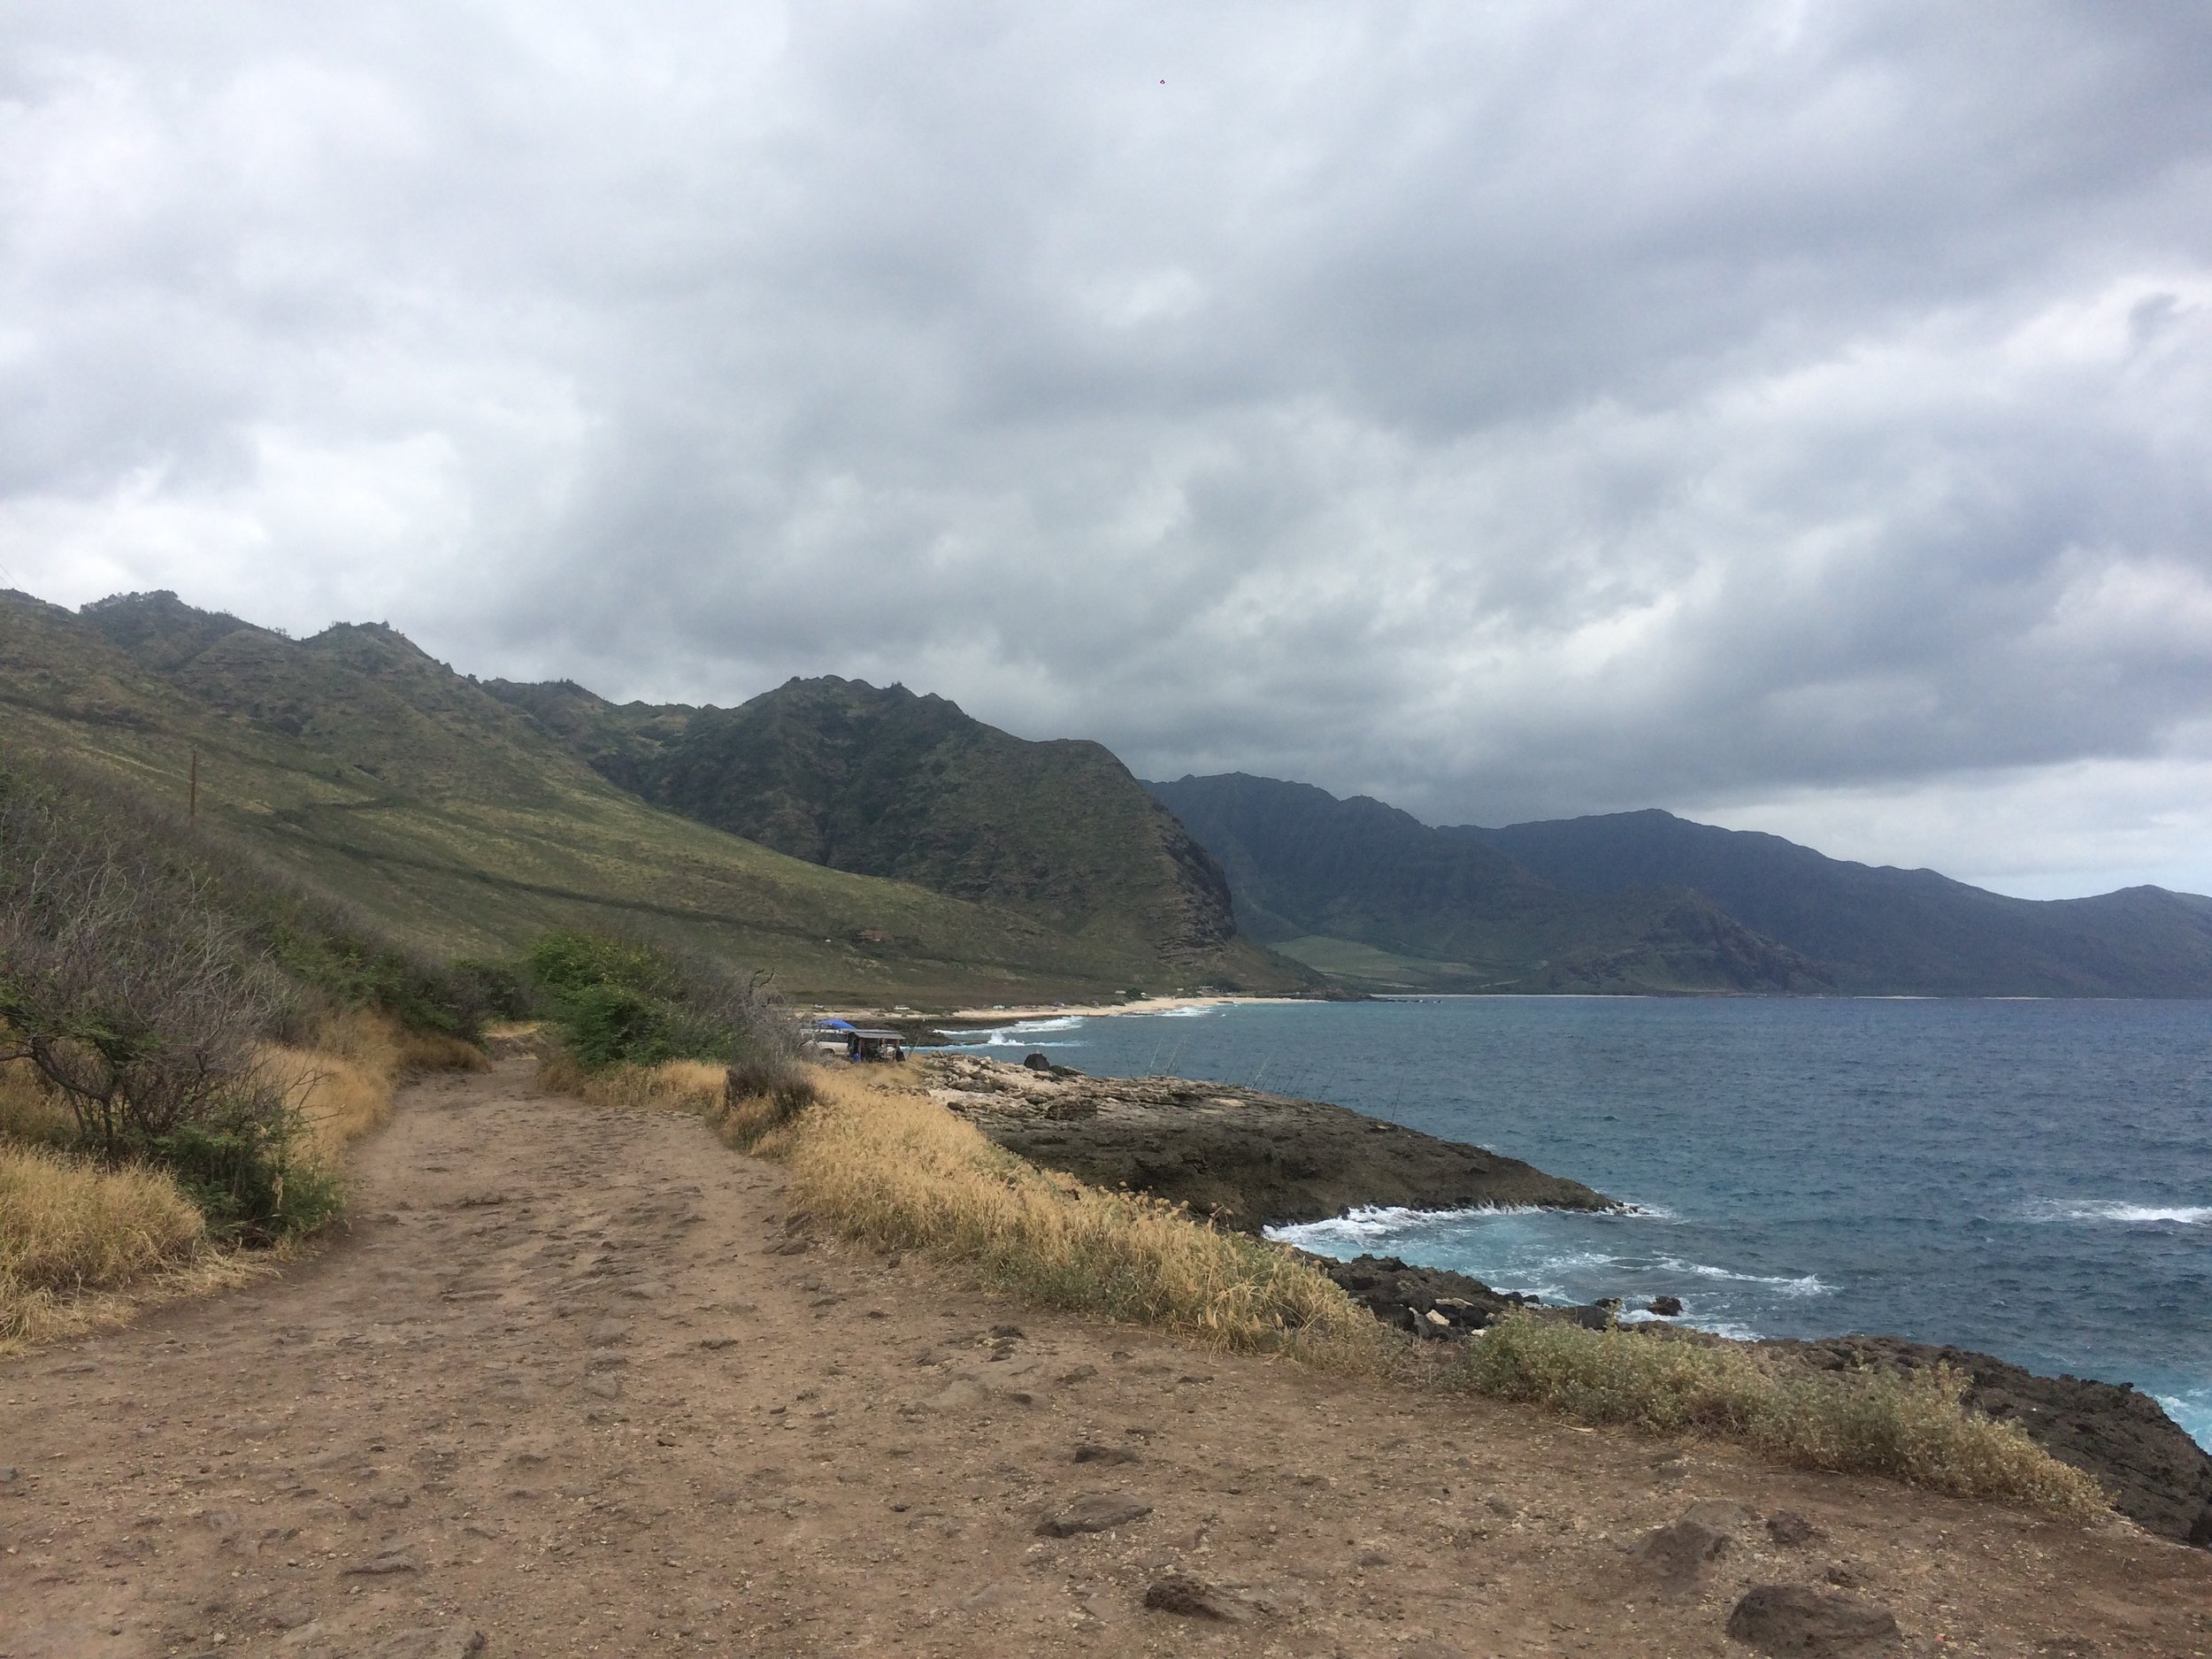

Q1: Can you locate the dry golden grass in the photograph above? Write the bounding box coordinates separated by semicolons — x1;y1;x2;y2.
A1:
1454;1313;2109;1517
0;1057;74;1148
0;1141;264;1353
538;1054;728;1114
762;1067;1377;1355
541;1059;2112;1521
262;1009;488;1164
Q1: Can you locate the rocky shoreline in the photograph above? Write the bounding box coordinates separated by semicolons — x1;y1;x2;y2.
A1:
920;1053;2212;1549
922;1050;1616;1226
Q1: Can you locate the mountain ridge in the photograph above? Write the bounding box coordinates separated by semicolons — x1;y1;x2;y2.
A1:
1;589;1304;1002
1145;772;1830;995
483;672;1279;981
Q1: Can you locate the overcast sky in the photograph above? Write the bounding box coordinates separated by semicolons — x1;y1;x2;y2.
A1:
5;3;2211;897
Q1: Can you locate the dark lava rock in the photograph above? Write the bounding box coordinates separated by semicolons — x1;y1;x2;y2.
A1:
1648;1294;1685;1316
1037;1492;1152;1536
1637;1518;1732;1588
1725;1583;1901;1655
1305;1254;1530;1335
1072;1443;1141;1465
1772;1334;2212;1548
1143;1572;1246;1621
926;1054;1614;1229
1767;1510;1820;1548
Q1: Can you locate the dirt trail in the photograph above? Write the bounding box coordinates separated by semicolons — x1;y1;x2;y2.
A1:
3;1060;2207;1658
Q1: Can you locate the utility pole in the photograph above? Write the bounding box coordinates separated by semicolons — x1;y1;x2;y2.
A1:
188;749;198;822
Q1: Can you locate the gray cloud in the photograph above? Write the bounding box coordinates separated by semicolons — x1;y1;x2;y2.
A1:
5;1;2212;894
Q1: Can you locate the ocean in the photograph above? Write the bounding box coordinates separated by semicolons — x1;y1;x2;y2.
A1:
959;995;2212;1450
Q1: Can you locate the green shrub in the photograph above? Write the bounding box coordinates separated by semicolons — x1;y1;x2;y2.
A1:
152;1101;344;1245
444;956;533;1023
557;983;676;1069
526;927;801;1072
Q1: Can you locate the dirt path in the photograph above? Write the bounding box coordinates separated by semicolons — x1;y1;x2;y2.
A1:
4;1060;2208;1658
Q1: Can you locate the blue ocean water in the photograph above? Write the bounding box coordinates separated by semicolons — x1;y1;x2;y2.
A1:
962;997;2212;1449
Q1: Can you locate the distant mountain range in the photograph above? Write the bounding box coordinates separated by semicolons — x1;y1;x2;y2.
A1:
1470;808;2212;997
8;585;2207;1002
1149;774;2212;997
1144;774;1828;995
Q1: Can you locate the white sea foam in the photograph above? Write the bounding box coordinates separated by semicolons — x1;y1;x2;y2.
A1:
2023;1199;2212;1225
1651;1256;1831;1296
2156;1389;2212;1455
1263;1203;1545;1247
967;1016;1088;1047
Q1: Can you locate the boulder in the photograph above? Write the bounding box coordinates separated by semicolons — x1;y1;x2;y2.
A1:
1637;1518;1732;1589
1725;1584;1901;1655
1037;1492;1152;1536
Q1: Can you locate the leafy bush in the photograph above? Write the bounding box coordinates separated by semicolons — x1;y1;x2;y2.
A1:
153;1106;344;1244
526;928;800;1071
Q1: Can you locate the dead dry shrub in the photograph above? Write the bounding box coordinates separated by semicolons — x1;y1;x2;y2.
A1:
711;1056;821;1148
396;1030;491;1072
0;778;286;1157
1455;1313;2108;1517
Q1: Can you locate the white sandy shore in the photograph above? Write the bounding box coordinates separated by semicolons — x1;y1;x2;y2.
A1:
826;993;1309;1024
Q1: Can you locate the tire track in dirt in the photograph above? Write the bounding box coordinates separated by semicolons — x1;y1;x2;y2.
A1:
3;1058;2208;1657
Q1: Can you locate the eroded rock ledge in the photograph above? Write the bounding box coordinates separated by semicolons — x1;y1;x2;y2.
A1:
923;1052;1617;1230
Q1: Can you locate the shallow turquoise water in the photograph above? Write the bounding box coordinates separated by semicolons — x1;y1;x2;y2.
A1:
962;996;2212;1449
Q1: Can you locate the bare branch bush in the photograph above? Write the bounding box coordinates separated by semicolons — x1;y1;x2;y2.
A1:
0;784;278;1152
0;773;330;1238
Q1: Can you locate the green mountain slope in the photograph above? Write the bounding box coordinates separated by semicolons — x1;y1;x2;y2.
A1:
0;589;1295;1003
1468;810;2212;996
485;674;1291;987
1144;774;1826;994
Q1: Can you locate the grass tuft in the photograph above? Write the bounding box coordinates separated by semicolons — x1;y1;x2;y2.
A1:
0;1142;242;1350
1454;1313;2109;1517
539;1054;731;1114
261;1008;481;1164
1;1008;474;1353
777;1068;1375;1353
0;1058;75;1148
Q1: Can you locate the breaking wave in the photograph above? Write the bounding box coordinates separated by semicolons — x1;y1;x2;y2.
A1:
2023;1200;2212;1226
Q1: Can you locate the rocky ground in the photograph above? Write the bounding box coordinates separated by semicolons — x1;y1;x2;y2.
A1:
4;1057;2210;1658
923;1051;1614;1226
